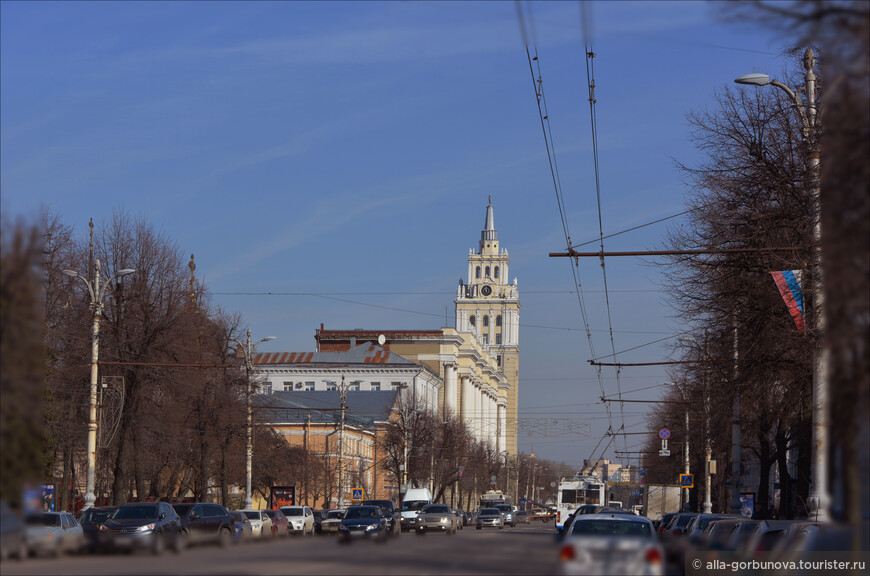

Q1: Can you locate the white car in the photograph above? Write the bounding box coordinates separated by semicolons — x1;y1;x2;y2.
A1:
237;510;274;538
24;512;84;557
279;506;314;536
559;513;663;576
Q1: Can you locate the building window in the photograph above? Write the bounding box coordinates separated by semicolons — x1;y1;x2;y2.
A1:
349;383;360;391
304;381;315;391
469;315;476;327
475;266;481;279
497;355;502;367
496;315;502;326
482;334;488;344
390;382;402;391
283;381;293;391
494;266;500;278
485;266;490;277
326;382;337;391
496;334;502;345
370;382;381;391
483;315;489;327
260;383;272;395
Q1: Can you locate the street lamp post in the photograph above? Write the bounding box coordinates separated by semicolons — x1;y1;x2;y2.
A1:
668;382;691;511
63;259;135;511
735;48;828;521
680;335;714;514
229;328;276;509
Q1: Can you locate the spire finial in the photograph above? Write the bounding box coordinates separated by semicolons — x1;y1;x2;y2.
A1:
488;194;492;205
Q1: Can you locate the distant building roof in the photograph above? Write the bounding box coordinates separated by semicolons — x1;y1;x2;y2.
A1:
252;343;417;367
254;390;400;429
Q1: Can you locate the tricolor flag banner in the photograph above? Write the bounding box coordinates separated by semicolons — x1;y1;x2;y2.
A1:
770;270;805;333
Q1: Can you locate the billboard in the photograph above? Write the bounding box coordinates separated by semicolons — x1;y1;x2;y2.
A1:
270;485;296;508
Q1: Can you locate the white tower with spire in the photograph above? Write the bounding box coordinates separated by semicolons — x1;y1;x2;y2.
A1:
454;196;520;454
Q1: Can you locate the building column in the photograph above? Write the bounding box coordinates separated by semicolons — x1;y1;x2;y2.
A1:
497;399;507;455
444;363;457;419
460;375;472;428
473;381;482;441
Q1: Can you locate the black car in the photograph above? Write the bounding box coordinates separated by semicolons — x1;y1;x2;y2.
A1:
337;506;388;543
313;510;326;534
99;502;183;555
360;500;401;538
172;503;234;547
78;506;116;553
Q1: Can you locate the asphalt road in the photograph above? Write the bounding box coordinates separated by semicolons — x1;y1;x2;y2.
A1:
1;522;563;576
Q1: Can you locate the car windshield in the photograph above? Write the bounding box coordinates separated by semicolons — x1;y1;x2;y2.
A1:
242;511;261;520
281;507;303;517
345;508;378;520
230;512;246;522
402;501;428;512
675;515;694;528
571;519;652;537
480;508;500;516
496;505;511;512
696;516;726;531
263;510;276;519
362;501;391;512
172;504;193;516
111;505;158;521
423;505;450;514
80;508;113;525
327;510;345;519
26;514;61;527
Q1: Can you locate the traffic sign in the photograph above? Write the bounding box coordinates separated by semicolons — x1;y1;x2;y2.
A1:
659;428;670;439
679;474;694;488
659;449;671;457
351;488;364;501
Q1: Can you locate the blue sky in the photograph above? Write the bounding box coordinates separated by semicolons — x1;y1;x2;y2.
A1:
1;1;792;466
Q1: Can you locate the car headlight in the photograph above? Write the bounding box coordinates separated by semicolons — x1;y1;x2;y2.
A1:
338;524;349;531
365;524;378;531
137;523;157;532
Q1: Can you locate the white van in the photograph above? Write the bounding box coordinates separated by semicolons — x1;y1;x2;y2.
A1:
400;488;432;532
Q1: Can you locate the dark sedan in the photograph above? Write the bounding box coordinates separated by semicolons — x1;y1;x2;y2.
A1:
337;506;388;543
172;503;234;548
78;506;115;552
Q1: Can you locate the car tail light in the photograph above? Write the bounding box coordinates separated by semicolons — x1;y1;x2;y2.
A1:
560;545;575;561
645;547;661;565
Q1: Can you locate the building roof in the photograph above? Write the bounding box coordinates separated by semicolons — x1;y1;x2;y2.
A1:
252;342;418;367
254;390;400;428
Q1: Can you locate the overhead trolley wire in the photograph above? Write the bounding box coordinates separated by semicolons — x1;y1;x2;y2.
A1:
517;1;617;461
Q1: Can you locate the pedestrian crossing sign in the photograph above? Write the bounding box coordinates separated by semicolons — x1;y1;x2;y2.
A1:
679;474;694;488
352;488;364;501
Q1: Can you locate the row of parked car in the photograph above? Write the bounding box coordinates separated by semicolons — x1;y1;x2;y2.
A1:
554;505;857;576
0;500;323;560
656;511;855;565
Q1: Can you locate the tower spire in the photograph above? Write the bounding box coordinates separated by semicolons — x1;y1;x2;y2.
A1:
481;196;497;244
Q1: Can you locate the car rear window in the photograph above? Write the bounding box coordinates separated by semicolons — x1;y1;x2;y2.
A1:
571;519;652;537
281;507;304;517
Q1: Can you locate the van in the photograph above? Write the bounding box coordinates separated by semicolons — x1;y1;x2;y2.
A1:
399;488;432;532
607;500;624;510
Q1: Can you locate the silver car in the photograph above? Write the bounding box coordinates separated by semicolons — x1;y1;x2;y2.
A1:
414;504;457;535
559;513;663;576
237;509;273;538
475;507;504;530
24;512;84;557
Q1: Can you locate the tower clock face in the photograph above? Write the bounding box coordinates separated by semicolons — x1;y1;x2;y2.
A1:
481;285;492;296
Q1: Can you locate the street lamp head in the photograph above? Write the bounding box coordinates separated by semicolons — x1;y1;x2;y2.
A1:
262;336;277;342
117;269;136;277
62;270;79;278
734;73;771;86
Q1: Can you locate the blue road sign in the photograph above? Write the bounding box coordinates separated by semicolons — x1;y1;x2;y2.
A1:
659;428;670;439
352;488;364;501
679;474;694;488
